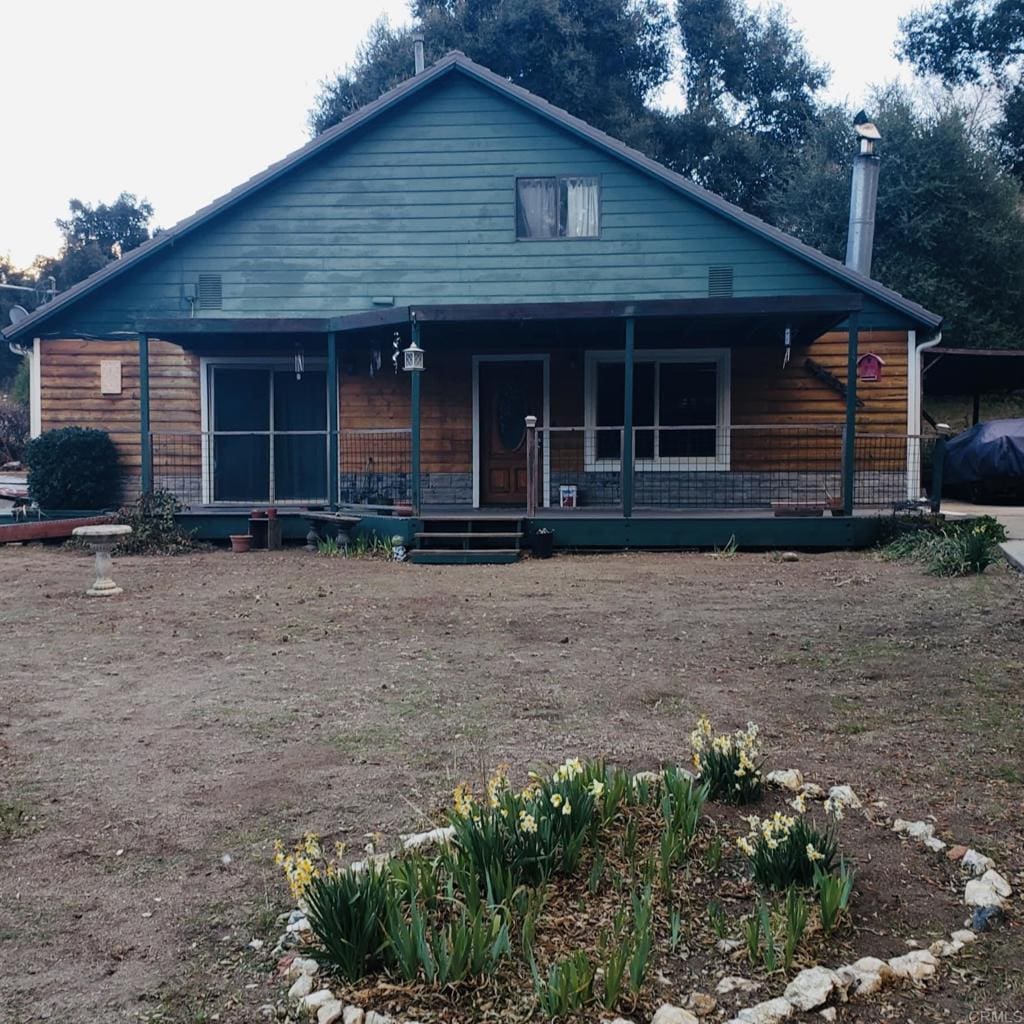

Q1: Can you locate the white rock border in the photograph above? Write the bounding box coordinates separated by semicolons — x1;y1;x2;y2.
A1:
268;768;1010;1024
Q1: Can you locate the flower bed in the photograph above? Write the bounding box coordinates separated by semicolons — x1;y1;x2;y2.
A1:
266;721;1010;1024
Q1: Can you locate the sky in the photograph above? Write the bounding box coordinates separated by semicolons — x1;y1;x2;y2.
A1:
0;0;922;269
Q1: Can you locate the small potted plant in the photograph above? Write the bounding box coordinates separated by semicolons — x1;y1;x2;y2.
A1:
532;527;554;559
229;533;252;553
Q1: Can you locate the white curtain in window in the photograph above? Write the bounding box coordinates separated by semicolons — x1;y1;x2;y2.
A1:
518;178;557;237
564;177;599;237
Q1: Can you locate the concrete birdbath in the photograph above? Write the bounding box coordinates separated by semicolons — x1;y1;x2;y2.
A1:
72;524;132;596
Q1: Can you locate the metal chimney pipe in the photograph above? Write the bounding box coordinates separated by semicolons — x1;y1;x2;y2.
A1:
413;32;425;74
845;117;881;277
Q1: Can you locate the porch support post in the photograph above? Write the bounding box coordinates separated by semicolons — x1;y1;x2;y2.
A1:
410;319;422;515
138;332;152;496
842;310;860;516
622;316;635;518
327;331;339;511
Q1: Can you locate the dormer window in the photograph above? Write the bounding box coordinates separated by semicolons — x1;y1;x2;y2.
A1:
516;176;599;239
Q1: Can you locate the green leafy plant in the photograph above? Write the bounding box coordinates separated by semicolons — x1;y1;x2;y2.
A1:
690;717;764;804
303;864;392;983
783;885;809;971
707;899;728;940
660;766;708;857
114;489;199;555
737;812;838;890
531;950;596;1016
317;535;345;557
814;859;855;934
881;516;1006;576
25;426;121;509
704;835;724;872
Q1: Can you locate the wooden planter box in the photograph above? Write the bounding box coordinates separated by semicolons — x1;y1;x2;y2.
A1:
0;515;115;545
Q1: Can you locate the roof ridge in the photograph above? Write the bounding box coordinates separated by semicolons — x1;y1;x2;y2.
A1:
4;50;940;341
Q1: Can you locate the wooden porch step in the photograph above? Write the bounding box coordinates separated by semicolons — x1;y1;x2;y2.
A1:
414;531;523;541
409;548;521;565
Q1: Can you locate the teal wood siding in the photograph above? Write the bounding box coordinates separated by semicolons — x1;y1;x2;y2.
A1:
53;75;910;334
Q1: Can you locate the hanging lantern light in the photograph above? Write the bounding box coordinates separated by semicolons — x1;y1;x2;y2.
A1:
403;339;424;372
294;343;305;380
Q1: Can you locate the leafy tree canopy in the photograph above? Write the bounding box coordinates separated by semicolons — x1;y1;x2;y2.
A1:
898;0;1024;178
771;87;1024;348
309;0;674;153
33;191;154;294
658;0;829;213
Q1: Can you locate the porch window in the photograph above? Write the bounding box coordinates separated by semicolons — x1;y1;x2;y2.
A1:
585;350;730;470
516;176;600;239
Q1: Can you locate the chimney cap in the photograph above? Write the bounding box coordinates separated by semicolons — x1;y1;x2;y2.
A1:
855;120;881;141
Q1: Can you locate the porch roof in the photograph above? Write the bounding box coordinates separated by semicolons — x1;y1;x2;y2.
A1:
135;293;861;347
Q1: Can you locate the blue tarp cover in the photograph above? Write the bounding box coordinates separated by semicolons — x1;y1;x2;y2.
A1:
944;419;1024;485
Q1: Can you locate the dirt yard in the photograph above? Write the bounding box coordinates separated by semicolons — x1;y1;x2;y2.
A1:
0;545;1021;1023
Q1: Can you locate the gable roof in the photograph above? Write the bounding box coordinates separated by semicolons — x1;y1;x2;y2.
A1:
4;52;941;342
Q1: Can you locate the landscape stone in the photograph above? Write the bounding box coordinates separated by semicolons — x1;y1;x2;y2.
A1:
929;939;964;958
799;783;824;799
299;990;337;1015
317;1002;344;1024
947;844;968;861
364;1013;394;1024
716;938;743;954
964;878;1006;908
766;769;803;791
342;1008;364;1024
684;992;717;1016
737;997;795;1023
400;826;455;850
961;849;995;875
887;949;939;984
819;1010;837;1023
651;1005;699;1024
923;836;947;853
893;819;934;841
716;976;761;997
980;869;1012;898
289;957;320;978
951;929;976;944
288;975;315;1002
827;785;861;810
783;966;843;1011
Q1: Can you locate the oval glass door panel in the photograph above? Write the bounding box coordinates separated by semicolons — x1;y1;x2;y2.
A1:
496;382;527;451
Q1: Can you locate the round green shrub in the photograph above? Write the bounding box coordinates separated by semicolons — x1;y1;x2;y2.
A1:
24;426;121;509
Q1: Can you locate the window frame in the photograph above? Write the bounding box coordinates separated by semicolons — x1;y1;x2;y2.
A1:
514;174;602;240
583;348;731;472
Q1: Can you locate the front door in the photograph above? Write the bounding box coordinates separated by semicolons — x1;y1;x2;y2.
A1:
479;360;544;505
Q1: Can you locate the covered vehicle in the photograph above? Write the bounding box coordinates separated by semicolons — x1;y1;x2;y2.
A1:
943;419;1024;502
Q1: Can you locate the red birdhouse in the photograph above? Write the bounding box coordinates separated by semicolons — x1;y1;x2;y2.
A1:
857;352;885;382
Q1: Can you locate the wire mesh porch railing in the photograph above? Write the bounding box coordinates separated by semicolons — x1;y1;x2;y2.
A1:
150;429;412;507
535;424;936;512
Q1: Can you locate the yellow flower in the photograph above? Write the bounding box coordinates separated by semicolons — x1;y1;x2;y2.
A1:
453;782;475;818
562;801;572;816
791;793;808;814
806;843;824;862
589;779;605;799
736;836;755;856
519;811;538;834
550;793;563;809
486;764;510;808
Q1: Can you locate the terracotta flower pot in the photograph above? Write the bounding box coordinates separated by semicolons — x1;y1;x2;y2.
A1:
230;533;252;553
265;507;278;520
394;503;414;517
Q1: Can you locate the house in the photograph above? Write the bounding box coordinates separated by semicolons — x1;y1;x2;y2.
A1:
2;52;942;555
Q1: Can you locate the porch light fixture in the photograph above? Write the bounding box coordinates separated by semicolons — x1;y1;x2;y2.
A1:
403;339;424;372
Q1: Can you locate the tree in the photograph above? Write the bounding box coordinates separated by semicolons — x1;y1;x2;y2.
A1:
661;0;830;213
769;87;1024;348
898;0;1024;178
309;0;674;154
35;192;154;294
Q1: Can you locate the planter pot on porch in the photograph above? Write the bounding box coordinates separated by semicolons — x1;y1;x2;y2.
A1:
394;503;414;517
230;533;252;553
532;531;554;559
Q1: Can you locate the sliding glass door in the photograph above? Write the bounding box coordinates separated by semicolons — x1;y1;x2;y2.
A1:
210;365;328;503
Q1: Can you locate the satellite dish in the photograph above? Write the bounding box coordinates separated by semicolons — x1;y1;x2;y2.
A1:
8;305;29;326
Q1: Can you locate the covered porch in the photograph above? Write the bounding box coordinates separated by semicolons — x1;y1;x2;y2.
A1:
136;295;937;545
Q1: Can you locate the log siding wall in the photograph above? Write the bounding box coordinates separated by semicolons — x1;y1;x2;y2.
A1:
37;329;909;503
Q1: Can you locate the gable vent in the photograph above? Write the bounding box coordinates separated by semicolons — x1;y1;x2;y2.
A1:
708;266;734;298
197;273;223;310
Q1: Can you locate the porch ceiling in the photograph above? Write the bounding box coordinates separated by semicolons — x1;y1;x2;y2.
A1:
135;293;860;349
